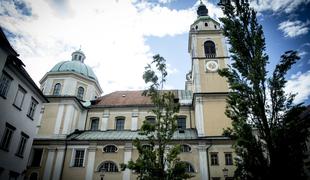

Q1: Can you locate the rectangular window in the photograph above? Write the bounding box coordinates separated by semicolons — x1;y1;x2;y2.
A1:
0;123;16;151
30;148;43;167
210;153;219;165
116;119;125;130
27;97;38;119
16;132;29;158
90;118;99;130
13;85;26;110
177;117;186;129
0;72;13;98
225;153;233;165
73;149;85;167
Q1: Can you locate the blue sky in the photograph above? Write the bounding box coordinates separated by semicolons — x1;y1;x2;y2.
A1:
0;0;309;104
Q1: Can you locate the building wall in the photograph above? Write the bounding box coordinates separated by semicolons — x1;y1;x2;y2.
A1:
202;94;232;136
26;140;235;180
41;73;101;101
87;106;193;131
0;55;45;179
38;100;85;137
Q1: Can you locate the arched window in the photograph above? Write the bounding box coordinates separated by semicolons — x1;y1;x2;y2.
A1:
145;116;156;125
180;144;191;152
53;83;61;95
77;86;84;99
103;145;118;153
204;41;216;58
90;117;99;131
183;162;195;173
98;161;118;172
115;117;125;130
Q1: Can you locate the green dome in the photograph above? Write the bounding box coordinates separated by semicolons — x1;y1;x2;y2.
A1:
50;60;98;81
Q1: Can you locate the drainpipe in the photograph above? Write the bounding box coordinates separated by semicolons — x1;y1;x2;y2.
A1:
59;137;68;180
206;140;213;180
84;108;89;130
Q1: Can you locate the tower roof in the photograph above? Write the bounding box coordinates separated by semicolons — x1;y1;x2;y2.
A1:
197;1;208;17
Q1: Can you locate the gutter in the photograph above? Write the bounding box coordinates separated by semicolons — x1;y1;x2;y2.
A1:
206;140;213;180
59;136;68;180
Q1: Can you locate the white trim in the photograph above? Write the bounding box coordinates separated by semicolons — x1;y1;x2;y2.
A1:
131;117;138;131
101;117;108;131
70;148;87;167
198;146;209;180
52;149;65;180
102;144;119;153
123;150;132;180
62;105;75;134
85;148;96;180
195;97;205;136
54;104;64;134
193;59;201;93
43;148;56;180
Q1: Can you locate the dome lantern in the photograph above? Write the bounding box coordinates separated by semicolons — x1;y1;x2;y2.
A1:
71;49;86;63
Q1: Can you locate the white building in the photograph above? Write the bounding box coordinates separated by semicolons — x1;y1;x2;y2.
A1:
0;27;48;180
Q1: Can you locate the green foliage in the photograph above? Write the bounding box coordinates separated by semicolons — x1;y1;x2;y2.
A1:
121;54;193;180
218;0;310;179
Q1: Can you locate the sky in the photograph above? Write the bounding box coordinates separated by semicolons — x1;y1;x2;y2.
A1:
0;0;309;105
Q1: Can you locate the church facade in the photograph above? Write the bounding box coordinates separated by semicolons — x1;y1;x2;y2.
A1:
26;3;236;180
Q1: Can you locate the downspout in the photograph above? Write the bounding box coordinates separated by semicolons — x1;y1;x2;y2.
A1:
189;106;192;128
84;108;89;130
206;140;213;180
59;137;67;180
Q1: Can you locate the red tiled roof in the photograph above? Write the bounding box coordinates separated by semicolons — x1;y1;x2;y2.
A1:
94;90;153;107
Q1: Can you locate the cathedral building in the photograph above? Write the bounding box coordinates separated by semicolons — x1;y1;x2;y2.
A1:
26;3;236;180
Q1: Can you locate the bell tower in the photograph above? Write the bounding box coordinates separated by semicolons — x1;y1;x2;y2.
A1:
188;2;231;136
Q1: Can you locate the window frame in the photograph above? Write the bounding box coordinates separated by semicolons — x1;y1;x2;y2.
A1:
71;148;86;167
177;116;186;130
225;152;233;165
103;145;118;153
77;86;84;100
13;85;26;110
210;152;219;165
204;40;216;58
182;161;195;173
115;117;125;130
27;97;38;120
90;117;99;131
15;132;29;158
53;83;62;96
180;144;192;153
145;116;156;125
0;123;16;151
98;161;119;172
0;71;13;99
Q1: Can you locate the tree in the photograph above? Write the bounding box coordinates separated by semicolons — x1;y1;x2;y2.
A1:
218;0;310;179
121;54;193;180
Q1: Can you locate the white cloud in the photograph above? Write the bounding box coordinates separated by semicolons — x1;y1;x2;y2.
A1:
159;0;176;4
250;0;310;13
278;20;309;38
285;71;310;104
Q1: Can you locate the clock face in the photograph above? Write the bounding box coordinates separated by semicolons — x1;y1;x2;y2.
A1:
206;60;219;72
